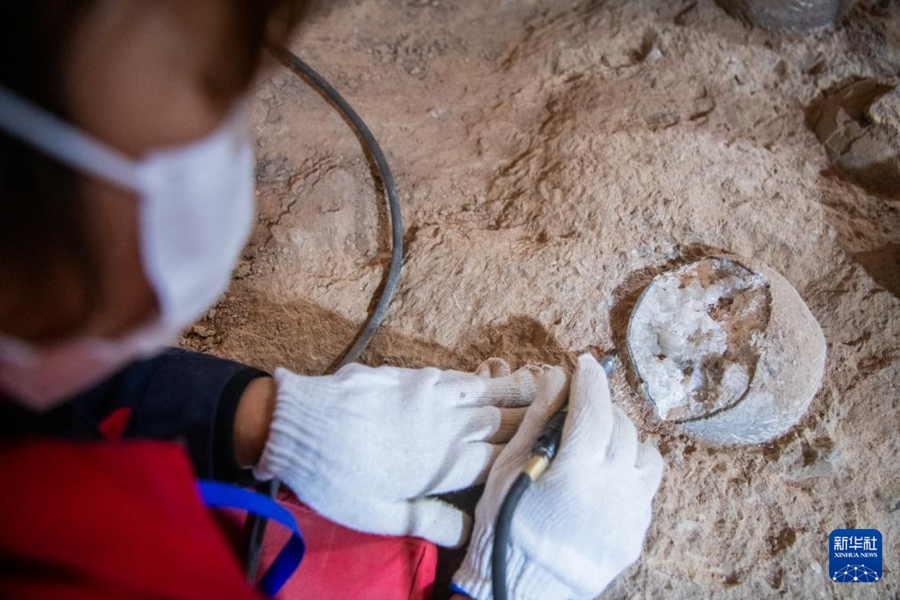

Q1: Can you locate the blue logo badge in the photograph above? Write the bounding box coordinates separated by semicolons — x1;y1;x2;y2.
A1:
829;529;882;583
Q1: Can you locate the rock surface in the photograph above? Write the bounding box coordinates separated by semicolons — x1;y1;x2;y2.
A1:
182;1;900;597
627;256;773;425
674;255;826;444
812;79;900;197
716;0;856;31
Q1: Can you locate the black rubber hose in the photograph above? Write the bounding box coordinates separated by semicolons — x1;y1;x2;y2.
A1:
245;479;281;580
492;473;532;600
245;46;405;583
272;45;404;371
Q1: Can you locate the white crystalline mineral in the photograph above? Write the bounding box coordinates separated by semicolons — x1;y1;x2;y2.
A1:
628;259;767;421
626;254;825;444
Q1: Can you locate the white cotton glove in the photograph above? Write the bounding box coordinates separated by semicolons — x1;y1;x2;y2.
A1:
253;358;542;548
452;354;665;600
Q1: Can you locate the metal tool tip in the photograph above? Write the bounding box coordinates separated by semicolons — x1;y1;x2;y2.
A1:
599;354;617;376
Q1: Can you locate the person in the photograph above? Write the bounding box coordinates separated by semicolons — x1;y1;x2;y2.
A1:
0;2;664;599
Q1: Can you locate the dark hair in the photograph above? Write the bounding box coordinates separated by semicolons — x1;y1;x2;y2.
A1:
0;1;308;340
0;3;96;340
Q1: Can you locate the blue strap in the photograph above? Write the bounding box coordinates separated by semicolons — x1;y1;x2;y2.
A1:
450;582;473;597
198;480;305;597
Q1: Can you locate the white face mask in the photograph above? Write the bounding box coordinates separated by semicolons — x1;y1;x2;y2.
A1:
0;86;255;409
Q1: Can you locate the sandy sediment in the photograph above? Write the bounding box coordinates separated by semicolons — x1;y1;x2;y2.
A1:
183;1;900;597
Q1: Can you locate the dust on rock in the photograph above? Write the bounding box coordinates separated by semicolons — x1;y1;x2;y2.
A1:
182;1;900;598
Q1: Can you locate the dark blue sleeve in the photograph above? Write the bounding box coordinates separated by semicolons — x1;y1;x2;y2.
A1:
99;348;270;482
0;348;269;482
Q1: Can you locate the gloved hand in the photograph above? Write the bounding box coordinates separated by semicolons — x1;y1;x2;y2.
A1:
254;358;542;548
452;354;665;600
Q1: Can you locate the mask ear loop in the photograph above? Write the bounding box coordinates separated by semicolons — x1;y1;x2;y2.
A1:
0;85;139;191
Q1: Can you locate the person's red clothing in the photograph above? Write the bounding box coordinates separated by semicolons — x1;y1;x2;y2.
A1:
0;438;437;599
0;438;260;599
0;350;439;598
227;492;437;600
